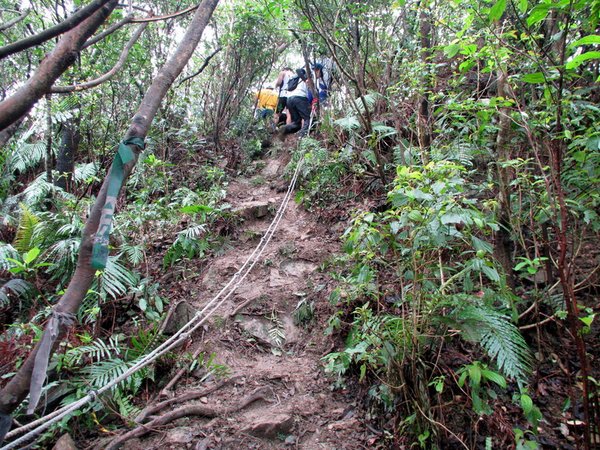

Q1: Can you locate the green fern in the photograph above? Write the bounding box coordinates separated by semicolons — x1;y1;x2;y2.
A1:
120;243;145;267
447;303;533;385
7;142;47;174
0;278;35;307
72;162;99;183
13;203;40;252
94;256;138;300
0;243;19;270
61;335;123;368
112;390;141;419
22;174;57;206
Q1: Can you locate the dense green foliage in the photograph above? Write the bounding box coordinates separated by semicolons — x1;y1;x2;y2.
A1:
0;0;598;447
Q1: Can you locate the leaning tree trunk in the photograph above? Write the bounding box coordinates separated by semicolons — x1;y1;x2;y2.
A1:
0;0;117;131
0;0;220;419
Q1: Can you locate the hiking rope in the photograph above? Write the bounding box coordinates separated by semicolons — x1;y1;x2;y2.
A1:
1;153;305;450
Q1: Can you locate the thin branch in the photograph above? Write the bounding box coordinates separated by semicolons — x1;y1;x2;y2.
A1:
0;9;30;32
131;4;199;23
0;0;112;60
82;13;133;49
0;0;118;132
177;46;222;86
51;22;148;93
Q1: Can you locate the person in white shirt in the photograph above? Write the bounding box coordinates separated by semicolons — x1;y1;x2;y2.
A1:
280;68;311;137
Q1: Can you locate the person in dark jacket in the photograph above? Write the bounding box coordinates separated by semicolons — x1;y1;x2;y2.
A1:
280;68;311;138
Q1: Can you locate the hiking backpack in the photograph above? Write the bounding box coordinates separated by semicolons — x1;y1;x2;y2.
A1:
286;76;300;92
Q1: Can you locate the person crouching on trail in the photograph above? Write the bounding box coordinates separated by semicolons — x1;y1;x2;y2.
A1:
280;68;311;138
274;67;294;126
255;85;278;121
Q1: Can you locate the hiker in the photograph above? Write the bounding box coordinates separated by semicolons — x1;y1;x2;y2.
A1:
274;67;294;126
311;63;329;104
255;85;278;120
279;68;311;138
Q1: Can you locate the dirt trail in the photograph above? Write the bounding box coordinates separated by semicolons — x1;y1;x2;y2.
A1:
118;146;365;449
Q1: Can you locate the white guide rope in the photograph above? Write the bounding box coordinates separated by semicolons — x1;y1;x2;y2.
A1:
1;155;305;450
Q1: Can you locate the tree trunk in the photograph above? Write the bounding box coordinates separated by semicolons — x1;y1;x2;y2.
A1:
0;0;118;132
493;71;515;289
55;119;80;192
417;4;432;164
0;0;220;418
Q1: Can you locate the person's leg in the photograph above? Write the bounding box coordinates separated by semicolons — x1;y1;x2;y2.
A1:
296;98;311;136
274;97;286;126
283;97;303;134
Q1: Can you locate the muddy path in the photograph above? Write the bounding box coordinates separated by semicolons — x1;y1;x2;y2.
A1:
105;145;367;450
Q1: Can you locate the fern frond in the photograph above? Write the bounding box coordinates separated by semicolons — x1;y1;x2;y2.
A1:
356;92;382;114
0;243;19;270
95;257;138;299
0;195;20;226
170;187;202;207
0;278;35;307
73;162;99;183
22;174;56;206
47;237;79;262
112;390;141;419
449;304;533;385
67;336;124;367
120;244;145;267
13;203;40;252
178;224;207;240
334;115;361;131
83;358;132;389
7;142;47;174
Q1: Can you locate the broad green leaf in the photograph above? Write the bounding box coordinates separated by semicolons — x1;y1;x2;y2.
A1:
520;393;533;414
460;44;478;56
468;364;482;386
408;210;424;222
444;44;461;58
180;204;214;214
566;51;600;69
518;0;528;14
441;212;467;225
23;247;40;265
482;369;507;388
471;236;493;253
489;0;506;21
481;265;500;282
459;60;475;72
586;136;600;151
521;72;546;83
569;35;600;49
526;4;550;26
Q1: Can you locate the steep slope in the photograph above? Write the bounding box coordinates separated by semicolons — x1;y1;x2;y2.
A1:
103;144;367;449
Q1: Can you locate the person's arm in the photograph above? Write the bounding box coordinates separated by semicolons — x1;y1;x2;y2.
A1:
275;71;284;88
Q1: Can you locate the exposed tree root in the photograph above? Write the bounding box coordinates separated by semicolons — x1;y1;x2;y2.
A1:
105;386;271;449
135;377;239;423
226;298;255;319
159;342;208;397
